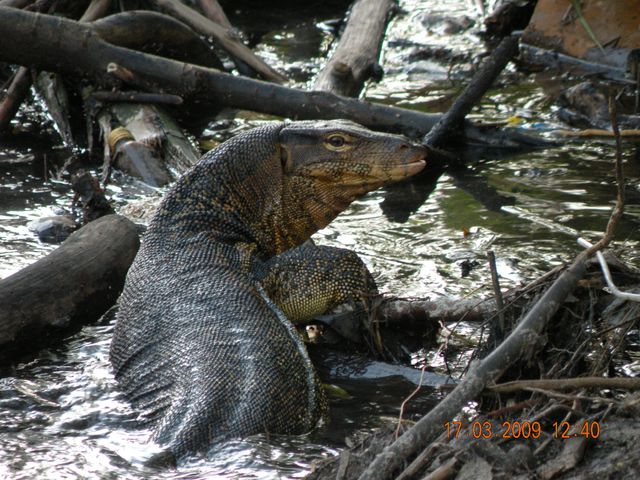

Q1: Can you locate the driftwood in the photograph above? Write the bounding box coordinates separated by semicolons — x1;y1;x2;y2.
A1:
90;91;183;105
314;0;394;97
0;7;443;138
0;7;550;151
0;215;139;363
0;0;101;139
147;0;286;83
375;296;496;325
92;11;224;70
193;0;254;78
359;253;590;480
71;170;115;224
79;0;110;22
488;376;640;393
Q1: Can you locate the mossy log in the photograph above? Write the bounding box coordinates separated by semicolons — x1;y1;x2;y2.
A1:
0;215;139;363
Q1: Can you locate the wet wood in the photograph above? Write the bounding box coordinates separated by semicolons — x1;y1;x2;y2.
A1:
92;11;224;70
488;376;640;393
71;170;115;223
314;0;394;97
90;90;183;105
194;0;253;77
27;0;111;146
484;0;535;37
0;215;140;364
0;8;548;149
0;7;442;138
147;0;287;83
375;296;496;325
358;95;627;480
34;71;75;146
0;66;31;132
537;420;588;479
196;0;231;28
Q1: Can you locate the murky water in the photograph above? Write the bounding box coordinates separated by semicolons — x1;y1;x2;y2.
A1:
1;0;639;478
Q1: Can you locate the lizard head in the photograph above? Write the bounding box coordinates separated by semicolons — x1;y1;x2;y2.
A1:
279;120;426;192
267;120;427;254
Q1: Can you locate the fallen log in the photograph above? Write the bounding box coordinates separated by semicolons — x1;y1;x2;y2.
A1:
0;214;139;364
359;253;590;480
0;0;109;141
34;71;75;146
0;7;442;138
0;8;546;149
92;10;224;70
194;0;255;79
314;0;394;97
79;0;111;22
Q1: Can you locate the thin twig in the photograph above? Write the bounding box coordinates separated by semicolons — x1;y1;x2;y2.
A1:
489;376;640;393
395;362;427;439
487;250;505;335
524;387;617;404
584;96;625;255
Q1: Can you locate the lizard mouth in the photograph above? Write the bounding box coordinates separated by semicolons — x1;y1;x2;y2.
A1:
386;159;426;178
304;152;426;185
371;157;426;182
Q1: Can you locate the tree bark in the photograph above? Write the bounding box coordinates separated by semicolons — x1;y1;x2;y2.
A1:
0;215;140;363
314;0;394;97
0;7;442;138
97;102;201;186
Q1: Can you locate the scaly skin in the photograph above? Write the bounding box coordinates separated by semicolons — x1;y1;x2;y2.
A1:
256;242;378;324
110;120;426;458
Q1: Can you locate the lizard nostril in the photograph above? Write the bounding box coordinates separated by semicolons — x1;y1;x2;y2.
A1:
398;143;409;150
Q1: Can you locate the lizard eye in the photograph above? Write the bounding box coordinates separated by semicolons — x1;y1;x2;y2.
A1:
326;134;347;150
